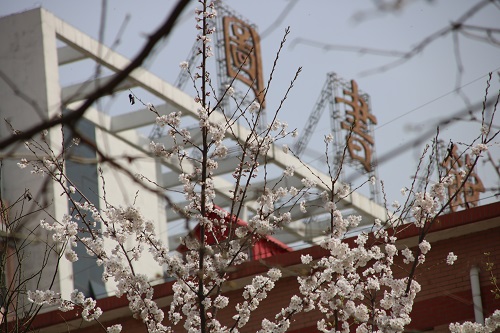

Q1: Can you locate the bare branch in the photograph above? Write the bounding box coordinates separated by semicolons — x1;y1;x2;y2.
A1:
0;0;190;151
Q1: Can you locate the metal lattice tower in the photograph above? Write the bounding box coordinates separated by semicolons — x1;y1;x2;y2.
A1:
214;1;267;133
148;40;204;140
293;73;337;157
2;6;392;256
294;72;381;203
150;1;267;140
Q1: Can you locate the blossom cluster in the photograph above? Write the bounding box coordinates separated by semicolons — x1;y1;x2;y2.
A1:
449;309;500;332
233;268;282;328
27;289;104;322
36;195;173;332
18;1;497;332
261;231;417;333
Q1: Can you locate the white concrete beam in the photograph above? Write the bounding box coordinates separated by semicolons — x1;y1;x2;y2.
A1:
111;103;177;132
54;10;388;229
61;74;136;104
57;45;87;65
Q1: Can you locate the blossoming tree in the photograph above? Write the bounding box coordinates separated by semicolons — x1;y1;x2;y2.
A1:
2;1;499;332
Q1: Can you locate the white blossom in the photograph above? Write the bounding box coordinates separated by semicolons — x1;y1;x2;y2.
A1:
324;133;333;143
16;5;480;332
401;187;408;196
284;165;294;177
301;177;316;188
447;252;458;265
150;141;170;157
156;112;182;128
249;101;260;113
301;254;313;265
281;212;292;223
65;249;78;262
17;158;28;169
481;124;489;135
71;289;85;304
107;324;122;333
431;182;446;202
235;226;248;238
471;143;488;156
213;145;228;158
450;310;500;332
225;85;235;96
402;248;415;264
299;200;307;213
27;290;60;306
213;295;229;309
267;268;282;281
324;201;336;212
385;244;397;257
418;240;431;254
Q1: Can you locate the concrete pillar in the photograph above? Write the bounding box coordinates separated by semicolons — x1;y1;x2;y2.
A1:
0;8;73;300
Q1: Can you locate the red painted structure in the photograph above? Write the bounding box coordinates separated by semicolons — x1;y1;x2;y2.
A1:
26;201;500;332
176;206;292;260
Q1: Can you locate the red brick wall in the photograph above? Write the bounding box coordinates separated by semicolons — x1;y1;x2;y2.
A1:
170;225;499;332
406;226;500;331
35;217;500;332
213;226;500;332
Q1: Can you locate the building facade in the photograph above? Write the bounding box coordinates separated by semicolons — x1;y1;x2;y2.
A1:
29;201;500;332
0;6;390;308
0;8;167;304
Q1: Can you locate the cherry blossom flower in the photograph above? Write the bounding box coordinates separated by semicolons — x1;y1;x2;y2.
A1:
471;143;488;156
447;252;458;265
249;101;260;113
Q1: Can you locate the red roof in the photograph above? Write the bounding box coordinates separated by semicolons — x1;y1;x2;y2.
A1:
29;201;500;332
176;205;292;260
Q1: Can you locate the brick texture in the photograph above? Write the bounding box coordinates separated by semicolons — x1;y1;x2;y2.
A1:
31;203;500;332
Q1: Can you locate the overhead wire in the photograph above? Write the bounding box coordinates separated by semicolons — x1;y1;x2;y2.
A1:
376;67;500;130
300;68;500;168
346;93;500;183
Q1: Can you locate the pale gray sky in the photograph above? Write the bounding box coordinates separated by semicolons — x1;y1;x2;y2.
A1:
1;0;499;207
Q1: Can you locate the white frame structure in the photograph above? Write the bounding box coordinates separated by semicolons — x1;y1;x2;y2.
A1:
1;8;388;254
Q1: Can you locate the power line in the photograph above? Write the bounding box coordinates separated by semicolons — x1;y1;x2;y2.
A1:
346;94;500;183
376;67;500;130
300;69;499;169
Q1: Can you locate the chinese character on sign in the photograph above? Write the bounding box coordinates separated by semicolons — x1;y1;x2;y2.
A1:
335;80;377;172
441;144;485;212
223;16;265;107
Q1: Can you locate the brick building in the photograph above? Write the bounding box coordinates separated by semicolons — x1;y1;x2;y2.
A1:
1;5;498;333
0;8;388;312
28;201;500;332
